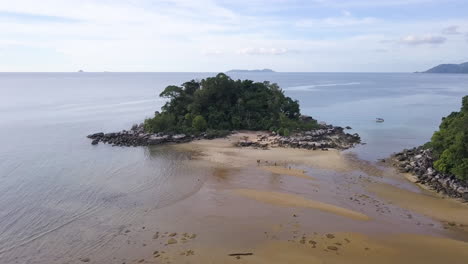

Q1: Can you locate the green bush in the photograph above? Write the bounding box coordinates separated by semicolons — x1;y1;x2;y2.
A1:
431;95;468;180
192;115;207;132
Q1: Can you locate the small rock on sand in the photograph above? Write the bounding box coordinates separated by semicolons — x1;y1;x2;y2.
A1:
80;258;90;262
169;232;177;237
327;246;338;251
189;234;197;239
326;234;335;239
167;238;177;245
153;232;160;239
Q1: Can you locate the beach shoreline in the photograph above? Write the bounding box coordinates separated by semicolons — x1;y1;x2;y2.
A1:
96;133;468;264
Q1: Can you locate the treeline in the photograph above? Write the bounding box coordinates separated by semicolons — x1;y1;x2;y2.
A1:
429;95;468;180
144;73;318;136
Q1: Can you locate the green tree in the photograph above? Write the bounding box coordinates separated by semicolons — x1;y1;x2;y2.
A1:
430;95;468;180
144;73;318;136
192;115;207;132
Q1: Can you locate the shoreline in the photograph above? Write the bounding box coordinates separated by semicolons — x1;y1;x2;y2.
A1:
76;133;468;264
86;124;361;150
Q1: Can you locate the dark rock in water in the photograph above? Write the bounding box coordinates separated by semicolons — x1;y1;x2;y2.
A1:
86;123;231;147
345;126;352;129
87;132;104;139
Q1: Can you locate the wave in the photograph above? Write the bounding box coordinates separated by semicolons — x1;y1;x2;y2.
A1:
286;82;361;91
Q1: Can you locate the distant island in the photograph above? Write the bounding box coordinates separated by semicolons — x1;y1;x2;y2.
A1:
226;69;275;73
420;62;468;74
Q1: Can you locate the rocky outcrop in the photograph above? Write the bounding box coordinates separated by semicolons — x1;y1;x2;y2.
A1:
391;147;468;201
87;124;225;147
87;123;361;151
235;125;361;150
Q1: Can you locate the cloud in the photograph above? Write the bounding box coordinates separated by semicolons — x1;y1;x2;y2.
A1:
202;49;224;56
296;12;377;28
236;47;289;55
400;35;446;45
441;25;461;35
0;11;80;23
312;0;440;8
374;49;388;53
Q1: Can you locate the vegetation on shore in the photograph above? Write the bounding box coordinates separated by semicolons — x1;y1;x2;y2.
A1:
428;95;468;180
144;73;318;136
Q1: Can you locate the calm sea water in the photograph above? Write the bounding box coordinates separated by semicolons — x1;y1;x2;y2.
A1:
0;72;467;263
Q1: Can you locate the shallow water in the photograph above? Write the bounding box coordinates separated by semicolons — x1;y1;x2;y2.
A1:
0;72;467;263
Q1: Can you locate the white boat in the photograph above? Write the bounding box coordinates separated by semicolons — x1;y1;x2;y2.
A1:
376;118;384;123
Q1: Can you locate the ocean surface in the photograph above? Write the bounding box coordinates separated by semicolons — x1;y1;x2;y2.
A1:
0;72;467;263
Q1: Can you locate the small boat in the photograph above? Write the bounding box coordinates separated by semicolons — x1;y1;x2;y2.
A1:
376;118;384;123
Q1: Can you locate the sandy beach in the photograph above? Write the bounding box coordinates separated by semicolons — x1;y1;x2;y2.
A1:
69;132;468;264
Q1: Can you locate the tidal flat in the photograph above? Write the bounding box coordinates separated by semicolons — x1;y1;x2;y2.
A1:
76;132;468;264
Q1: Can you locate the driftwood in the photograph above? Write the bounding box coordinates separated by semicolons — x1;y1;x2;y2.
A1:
228;253;253;256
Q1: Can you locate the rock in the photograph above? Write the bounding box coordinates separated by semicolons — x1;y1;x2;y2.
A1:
169;232;177;237
80;258;91;262
167;238;177;244
327;246;338;251
462;192;468;202
172;134;187;140
326;234;335;239
91;139;99;145
345;126;352;129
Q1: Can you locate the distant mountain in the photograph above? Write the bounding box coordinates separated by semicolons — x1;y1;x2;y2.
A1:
226;69;275;73
422;62;468;73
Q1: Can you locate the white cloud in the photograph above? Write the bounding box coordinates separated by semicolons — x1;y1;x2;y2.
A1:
237;47;289;55
400;35;446;45
296;13;377;28
202;49;225;56
341;10;352;16
441;25;461;35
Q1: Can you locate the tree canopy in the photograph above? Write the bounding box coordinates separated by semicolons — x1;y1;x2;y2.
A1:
430;95;468;180
144;73;317;135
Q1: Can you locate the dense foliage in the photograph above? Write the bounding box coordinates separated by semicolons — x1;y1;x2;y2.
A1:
144;73;317;135
430;96;468;180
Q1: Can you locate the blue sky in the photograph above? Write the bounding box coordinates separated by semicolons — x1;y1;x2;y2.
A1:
0;0;467;72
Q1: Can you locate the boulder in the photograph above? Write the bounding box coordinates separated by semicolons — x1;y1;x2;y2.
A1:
462;192;468;201
87;132;104;139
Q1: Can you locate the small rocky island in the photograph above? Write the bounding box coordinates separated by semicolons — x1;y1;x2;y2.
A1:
88;73;360;150
390;95;468;201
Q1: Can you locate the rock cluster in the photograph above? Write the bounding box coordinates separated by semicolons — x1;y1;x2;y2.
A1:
235;125;361;150
391;147;468;201
87;124;221;147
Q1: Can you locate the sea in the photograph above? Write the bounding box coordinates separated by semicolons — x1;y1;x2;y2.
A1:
0;72;467;263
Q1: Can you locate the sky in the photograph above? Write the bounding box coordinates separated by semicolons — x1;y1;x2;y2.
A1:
0;0;467;72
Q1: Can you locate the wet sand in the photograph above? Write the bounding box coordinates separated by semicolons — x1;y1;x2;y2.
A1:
233;189;370;221
74;132;468;264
